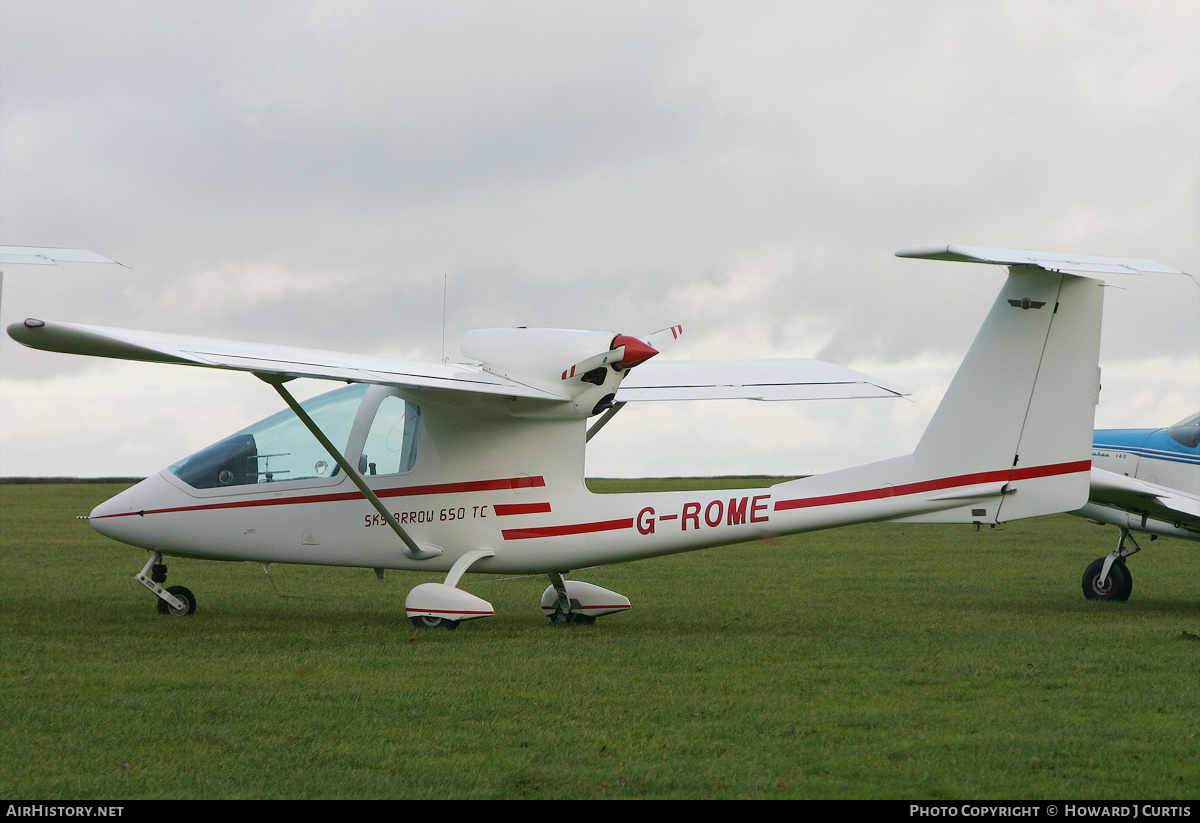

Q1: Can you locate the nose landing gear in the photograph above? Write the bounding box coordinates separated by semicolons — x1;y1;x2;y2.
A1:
136;552;197;615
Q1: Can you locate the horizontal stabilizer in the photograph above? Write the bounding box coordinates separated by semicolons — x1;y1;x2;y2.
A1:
896;245;1186;277
615;359;908;402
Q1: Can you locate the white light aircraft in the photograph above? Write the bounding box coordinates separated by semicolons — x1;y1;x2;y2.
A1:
6;245;1181;627
1075;413;1200;600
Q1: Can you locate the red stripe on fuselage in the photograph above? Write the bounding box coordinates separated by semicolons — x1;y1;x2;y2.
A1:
502;518;634;540
92;475;546;519
502;460;1090;540
492;502;553;516
772;461;1090;511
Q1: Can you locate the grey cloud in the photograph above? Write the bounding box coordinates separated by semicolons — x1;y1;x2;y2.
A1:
1;0;1196;476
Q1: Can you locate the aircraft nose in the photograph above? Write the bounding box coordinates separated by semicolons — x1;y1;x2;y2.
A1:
89;473;182;548
90;485;139;521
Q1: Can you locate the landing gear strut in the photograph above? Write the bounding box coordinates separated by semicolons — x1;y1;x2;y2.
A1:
137;552;197;615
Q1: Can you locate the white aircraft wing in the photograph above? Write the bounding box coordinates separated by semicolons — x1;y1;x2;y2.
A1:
9;319;906;405
895;245;1186;277
6;319;566;400
615;359;908;402
1088;467;1200;525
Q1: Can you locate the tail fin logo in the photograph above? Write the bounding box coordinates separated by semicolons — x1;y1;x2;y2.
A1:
1008;298;1047;310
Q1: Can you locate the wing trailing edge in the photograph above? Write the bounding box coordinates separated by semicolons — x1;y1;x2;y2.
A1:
615;359;908;402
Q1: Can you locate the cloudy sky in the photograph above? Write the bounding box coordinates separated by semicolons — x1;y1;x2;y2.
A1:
1;0;1197;479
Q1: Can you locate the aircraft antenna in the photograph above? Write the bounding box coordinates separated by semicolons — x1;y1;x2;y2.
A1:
441;274;448;362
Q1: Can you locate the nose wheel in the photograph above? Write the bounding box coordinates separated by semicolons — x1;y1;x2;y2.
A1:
136;552;198;615
155;585;198;616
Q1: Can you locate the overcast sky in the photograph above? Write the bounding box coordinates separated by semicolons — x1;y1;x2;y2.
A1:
1;0;1197;479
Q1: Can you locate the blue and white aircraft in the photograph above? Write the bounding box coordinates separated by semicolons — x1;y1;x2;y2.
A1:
1075;413;1200;600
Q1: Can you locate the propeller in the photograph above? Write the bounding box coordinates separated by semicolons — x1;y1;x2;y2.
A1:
641;324;684;353
560;332;665;384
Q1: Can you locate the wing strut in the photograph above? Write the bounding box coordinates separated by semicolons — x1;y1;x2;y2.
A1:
258;374;442;560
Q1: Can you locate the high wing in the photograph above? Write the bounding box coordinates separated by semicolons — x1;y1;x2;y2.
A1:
8;318;909;406
1086;467;1200;528
7;318;566;400
615;359;906;401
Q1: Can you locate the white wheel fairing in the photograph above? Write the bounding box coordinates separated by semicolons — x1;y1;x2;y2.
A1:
404;582;494;623
540;581;631;619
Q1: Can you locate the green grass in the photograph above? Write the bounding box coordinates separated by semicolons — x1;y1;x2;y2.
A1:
1;482;1197;799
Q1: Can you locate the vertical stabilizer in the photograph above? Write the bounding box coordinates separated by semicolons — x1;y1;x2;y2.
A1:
900;251;1108;523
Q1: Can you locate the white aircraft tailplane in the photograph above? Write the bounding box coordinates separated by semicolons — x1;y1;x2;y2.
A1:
772;262;1104;529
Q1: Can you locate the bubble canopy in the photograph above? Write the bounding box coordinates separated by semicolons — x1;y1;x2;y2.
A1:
168;384;420;489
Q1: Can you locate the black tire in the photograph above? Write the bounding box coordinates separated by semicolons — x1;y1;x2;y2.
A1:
156;585;197;616
1082;558;1132;602
410;615;459;630
547;608;595;625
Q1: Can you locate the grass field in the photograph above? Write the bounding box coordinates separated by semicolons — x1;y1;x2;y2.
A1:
1;481;1197;799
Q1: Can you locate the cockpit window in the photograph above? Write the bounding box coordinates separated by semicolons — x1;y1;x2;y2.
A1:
1166;412;1200;449
169;384;369;489
360;395;421;475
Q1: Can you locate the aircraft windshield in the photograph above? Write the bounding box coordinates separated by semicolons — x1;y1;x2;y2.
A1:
1166;412;1200;449
169;384;369;489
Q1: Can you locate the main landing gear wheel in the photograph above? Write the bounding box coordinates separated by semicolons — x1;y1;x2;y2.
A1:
1082;558;1133;602
156;585;197;616
410;615;459;630
548;607;596;625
